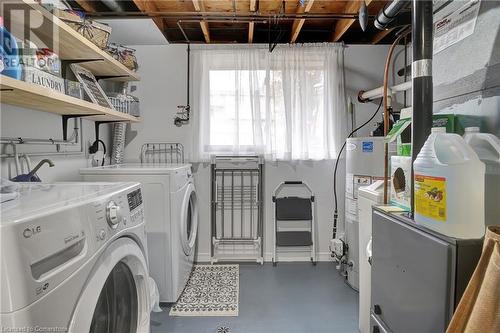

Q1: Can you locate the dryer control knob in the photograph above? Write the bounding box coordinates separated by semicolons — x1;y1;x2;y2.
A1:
106;201;122;228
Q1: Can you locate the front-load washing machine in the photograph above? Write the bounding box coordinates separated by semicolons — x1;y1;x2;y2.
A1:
0;182;151;332
80;164;199;302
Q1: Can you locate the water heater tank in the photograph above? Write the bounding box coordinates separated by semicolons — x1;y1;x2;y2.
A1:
345;137;385;290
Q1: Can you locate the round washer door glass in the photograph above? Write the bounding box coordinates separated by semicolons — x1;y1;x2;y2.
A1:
90;261;138;333
181;183;198;256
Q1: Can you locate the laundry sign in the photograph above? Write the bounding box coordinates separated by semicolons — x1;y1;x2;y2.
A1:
23;66;65;93
433;0;481;54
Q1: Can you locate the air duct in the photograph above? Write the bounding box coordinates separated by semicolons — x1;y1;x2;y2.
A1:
101;0;125;12
375;0;410;30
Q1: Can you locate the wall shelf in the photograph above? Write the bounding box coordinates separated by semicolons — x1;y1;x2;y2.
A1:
1;0;140;81
0;75;141;123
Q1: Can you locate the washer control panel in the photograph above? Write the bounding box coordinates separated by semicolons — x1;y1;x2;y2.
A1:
93;186;144;245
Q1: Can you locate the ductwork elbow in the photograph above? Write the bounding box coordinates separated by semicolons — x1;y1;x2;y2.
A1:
375;0;411;30
101;0;126;12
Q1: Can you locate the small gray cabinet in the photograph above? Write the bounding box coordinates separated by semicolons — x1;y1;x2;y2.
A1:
370;208;482;333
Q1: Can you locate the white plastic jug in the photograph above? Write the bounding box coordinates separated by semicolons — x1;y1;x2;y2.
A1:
464;127;500;227
414;127;485;239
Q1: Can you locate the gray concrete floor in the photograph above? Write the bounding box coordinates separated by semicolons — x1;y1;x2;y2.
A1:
150;262;358;333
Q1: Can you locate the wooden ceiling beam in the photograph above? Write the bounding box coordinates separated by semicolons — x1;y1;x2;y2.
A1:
250;0;257;12
248;0;258;43
371;27;394;44
290;0;315;43
192;0;210;43
75;0;99;13
331;0;374;42
248;21;255;43
192;0;202;12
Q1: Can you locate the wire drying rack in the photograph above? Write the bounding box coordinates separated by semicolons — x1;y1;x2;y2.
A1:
140;143;184;164
211;155;264;264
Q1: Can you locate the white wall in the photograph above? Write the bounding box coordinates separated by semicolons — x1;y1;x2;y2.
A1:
124;44;390;262
0;104;110;182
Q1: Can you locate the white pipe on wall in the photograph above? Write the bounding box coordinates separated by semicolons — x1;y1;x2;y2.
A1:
359;80;412;101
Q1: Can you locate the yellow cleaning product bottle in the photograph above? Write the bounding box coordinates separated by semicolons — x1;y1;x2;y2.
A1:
414;127;485;239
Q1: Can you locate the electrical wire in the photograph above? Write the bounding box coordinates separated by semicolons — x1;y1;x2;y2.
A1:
332;98;383;239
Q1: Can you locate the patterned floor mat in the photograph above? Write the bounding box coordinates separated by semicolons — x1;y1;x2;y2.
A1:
169;264;239;317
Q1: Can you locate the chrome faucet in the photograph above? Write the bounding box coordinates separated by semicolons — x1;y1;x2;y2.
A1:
31;159;55;174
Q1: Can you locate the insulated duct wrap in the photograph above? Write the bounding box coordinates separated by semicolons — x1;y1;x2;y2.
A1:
111;123;126;164
375;0;410;30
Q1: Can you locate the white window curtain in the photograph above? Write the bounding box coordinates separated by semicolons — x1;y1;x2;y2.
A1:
191;43;347;161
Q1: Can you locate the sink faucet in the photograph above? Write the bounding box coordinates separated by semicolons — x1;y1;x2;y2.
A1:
31;159;55;174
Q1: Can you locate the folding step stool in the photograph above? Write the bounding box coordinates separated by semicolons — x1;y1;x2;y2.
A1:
272;181;316;266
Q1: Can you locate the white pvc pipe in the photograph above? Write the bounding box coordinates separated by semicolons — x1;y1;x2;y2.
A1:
360;81;412;101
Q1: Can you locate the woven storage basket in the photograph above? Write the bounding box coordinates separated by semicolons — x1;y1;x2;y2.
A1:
106;44;138;71
54;9;111;49
66;20;111;49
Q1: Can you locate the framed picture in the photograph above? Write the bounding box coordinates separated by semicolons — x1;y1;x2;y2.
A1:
70;64;114;109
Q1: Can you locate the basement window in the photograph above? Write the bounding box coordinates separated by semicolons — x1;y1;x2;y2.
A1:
193;45;345;161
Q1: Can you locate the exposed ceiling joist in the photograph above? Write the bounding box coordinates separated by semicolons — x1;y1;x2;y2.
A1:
75;0;99;12
372;27;394;44
248;21;255;43
250;0;257;12
248;0;257;43
81;0;395;44
192;0;211;43
331;0;373;42
290;0;315;43
192;0;203;12
199;21;211;43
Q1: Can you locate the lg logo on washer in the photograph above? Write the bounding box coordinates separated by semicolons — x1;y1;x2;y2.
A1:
23;225;42;239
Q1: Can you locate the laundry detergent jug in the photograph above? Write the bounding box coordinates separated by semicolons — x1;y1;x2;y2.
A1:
414;127;485;239
0;16;21;79
464;127;500;227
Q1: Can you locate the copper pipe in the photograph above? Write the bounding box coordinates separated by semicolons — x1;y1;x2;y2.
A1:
383;29;410;204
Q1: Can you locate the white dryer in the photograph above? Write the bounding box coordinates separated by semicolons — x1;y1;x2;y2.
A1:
0;182;151;332
80;164;199;303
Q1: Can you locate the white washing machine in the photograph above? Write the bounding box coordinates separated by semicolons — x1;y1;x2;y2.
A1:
80;164;199;303
0;182;151;332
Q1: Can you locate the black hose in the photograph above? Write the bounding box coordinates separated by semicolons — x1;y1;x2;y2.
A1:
332;99;383;239
90;139;107;166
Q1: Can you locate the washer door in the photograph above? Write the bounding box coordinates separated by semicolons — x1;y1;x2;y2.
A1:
180;183;199;256
68;238;150;333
